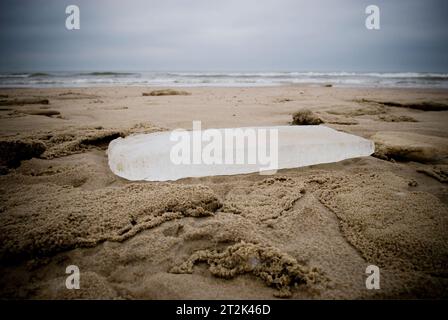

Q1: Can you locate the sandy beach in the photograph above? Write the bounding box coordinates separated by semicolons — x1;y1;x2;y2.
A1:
0;85;447;299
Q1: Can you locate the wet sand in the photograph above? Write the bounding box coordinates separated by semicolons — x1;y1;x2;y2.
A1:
0;85;447;299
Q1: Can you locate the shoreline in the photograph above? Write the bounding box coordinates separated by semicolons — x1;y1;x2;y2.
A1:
1;70;447;90
2;83;448;90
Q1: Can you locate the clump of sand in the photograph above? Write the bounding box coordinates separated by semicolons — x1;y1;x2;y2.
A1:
377;114;417;122
274;98;293;103
0;128;126;173
0;108;61;119
327;119;359;126
291;109;323;125
328;105;387;117
56;92;100;100
0;98;49;106
0;123;164;169
170;241;324;298
0;140;46;169
372;132;448;163
143;89;191;96
21;109;60;117
359;99;448;111
40;129;125;159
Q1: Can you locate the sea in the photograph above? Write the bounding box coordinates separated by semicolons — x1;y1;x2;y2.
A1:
0;71;447;88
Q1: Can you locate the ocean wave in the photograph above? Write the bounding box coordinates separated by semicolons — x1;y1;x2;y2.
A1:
0;71;447;88
78;72;140;77
28;72;52;77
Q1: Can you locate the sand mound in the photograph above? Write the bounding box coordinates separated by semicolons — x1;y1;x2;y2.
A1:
170;242;324;298
377;114;417;122
274;98;293;103
0;140;46;169
321;112;359;125
41;129;125;159
291;109;323;125
21;109;60;117
0;124;163;162
318;171;448;272
360;99;448;111
372;132;448;163
327;105;387;117
143;89;191;96
0;98;49;106
56;92;100;100
327;119;358;125
0;183;221;261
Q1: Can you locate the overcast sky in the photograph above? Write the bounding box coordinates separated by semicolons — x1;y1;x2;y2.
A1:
0;0;447;72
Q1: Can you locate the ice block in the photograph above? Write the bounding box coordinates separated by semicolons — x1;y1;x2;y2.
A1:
107;125;374;181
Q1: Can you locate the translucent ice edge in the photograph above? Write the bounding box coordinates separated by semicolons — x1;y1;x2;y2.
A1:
107;125;375;181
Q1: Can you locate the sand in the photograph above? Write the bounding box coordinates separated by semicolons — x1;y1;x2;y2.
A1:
0;85;447;299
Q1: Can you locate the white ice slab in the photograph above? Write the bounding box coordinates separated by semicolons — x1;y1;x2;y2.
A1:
107;125;374;181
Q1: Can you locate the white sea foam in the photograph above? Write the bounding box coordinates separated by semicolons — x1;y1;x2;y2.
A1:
0;71;447;88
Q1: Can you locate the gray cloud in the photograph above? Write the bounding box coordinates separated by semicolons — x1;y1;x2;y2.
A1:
0;0;447;72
